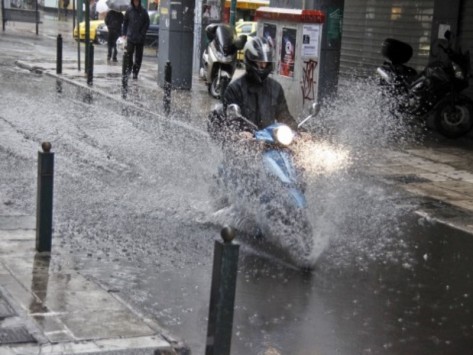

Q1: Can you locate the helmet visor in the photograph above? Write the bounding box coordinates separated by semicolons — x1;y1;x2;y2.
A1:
254;61;271;70
245;38;274;63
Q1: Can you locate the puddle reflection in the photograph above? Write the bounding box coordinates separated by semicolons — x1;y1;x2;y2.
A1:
28;253;50;314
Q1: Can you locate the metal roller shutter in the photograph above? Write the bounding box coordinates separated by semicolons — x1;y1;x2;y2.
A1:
339;0;434;80
459;0;473;98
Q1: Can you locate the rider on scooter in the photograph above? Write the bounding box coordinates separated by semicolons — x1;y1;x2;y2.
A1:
208;36;298;142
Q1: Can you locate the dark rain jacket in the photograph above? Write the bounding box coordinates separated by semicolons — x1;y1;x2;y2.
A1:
123;1;149;44
223;74;297;132
105;10;124;34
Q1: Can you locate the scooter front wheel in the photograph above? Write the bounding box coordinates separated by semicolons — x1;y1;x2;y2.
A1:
209;75;230;100
434;97;473;138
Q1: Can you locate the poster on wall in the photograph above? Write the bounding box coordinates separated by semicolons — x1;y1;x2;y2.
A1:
280;27;296;78
302;24;321;57
202;0;221;25
263;23;277;49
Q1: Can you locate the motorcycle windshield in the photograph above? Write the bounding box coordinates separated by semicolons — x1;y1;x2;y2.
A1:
215;25;236;56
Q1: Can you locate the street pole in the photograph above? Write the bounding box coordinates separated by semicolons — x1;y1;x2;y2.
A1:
77;0;83;22
75;0;81;71
205;226;239;355
35;0;39;35
36;142;54;253
229;0;236;27
2;0;6;31
85;0;90;74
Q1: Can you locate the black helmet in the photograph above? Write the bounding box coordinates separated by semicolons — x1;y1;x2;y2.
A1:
244;36;274;84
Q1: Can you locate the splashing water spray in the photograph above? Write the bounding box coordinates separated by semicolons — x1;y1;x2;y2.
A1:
209;77;421;269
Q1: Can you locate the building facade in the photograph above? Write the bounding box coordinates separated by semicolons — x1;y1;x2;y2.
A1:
270;0;472;98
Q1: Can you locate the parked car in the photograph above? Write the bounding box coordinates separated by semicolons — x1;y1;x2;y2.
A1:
73;19;106;44
235;20;256;62
96;11;160;47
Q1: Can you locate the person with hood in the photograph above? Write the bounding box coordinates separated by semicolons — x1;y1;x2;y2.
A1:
122;0;150;79
105;9;124;62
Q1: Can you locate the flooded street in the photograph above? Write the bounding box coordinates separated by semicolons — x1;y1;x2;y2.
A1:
1;21;473;354
75;216;472;355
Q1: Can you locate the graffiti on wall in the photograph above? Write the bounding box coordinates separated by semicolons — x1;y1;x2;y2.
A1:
301;59;318;104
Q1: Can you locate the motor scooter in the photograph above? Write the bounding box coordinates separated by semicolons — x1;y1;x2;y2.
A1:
200;24;246;99
376;31;473;138
208;103;320;269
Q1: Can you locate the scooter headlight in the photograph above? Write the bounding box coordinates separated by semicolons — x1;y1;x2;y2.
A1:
274;125;295;146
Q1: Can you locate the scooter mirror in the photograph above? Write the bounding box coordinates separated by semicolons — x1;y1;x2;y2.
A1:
298;102;321;128
444;30;451;40
310;102;320;116
235;34;247;50
205;23;219;41
227;103;242;117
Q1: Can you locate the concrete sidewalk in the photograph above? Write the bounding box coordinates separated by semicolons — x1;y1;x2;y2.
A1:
0;215;188;354
0;17;196;353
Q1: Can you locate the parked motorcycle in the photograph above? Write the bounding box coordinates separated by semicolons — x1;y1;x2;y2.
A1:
208;103;320;269
376;31;473;138
200;24;246;99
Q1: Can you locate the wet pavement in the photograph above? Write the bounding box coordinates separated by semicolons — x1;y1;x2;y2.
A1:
0;217;187;353
0;13;196;354
2;13;473;354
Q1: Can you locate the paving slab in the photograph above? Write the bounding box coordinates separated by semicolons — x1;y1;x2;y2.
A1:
0;220;188;354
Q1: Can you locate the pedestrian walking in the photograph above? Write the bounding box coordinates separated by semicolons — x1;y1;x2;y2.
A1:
63;0;70;19
105;10;124;62
122;0;149;79
90;0;98;19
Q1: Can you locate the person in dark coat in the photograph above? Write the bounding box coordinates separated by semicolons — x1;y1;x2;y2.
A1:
122;0;149;79
105;10;124;62
63;0;70;19
223;36;297;135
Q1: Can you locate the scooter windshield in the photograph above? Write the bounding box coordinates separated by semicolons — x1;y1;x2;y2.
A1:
215;25;236;56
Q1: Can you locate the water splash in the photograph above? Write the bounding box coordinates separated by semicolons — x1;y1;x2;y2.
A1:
208;77;421;269
303;77;422;269
1;67;420;272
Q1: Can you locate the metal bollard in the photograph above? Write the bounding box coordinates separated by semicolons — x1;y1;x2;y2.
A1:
205;226;239;355
36;142;54;252
164;61;172;116
56;34;63;74
87;43;94;86
122;52;129;99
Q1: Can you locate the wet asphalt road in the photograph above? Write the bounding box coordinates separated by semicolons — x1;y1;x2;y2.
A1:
1;16;473;354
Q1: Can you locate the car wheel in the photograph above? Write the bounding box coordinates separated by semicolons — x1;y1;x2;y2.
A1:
96;33;107;45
